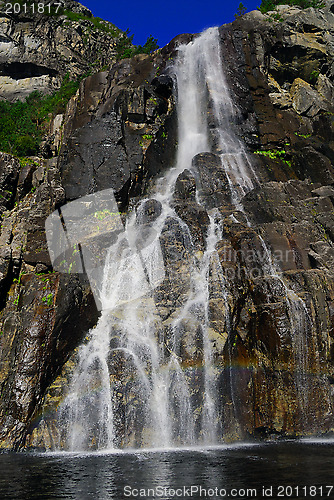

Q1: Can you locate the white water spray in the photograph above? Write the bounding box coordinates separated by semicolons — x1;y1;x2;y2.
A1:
57;27;311;450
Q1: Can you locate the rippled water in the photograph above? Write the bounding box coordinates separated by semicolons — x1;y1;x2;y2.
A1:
0;441;334;499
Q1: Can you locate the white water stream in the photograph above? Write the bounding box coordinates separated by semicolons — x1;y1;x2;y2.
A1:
58;27;311;450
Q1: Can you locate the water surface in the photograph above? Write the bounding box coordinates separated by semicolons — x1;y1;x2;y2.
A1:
0;441;334;499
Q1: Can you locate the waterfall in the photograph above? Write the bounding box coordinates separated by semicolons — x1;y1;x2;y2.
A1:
56;27;311;451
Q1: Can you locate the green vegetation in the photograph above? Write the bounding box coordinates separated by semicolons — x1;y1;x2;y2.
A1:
0;6;159;158
258;0;324;14
0;74;81;157
42;293;53;307
295;132;312;138
254;149;287;159
254;149;292;167
235;2;247;18
6;1;155;59
116;32;159;60
94;209;120;220
19;157;40;169
62;10;120;37
61;9;159;60
310;70;320;83
269;11;284;20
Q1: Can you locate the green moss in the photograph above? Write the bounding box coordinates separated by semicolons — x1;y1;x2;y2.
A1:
42;293;53;307
254;149;292;167
294;132;312;139
254;149;286;159
19;158;40;169
310;70;320;83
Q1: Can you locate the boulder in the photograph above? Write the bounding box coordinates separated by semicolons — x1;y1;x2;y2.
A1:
290;78;329;117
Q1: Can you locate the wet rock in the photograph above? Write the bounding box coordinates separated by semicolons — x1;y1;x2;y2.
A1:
192;153;231;209
174;169;196;201
154;216;193;320
136;199;162;225
59;50;177;205
151;75;174;99
0;273;98;449
173;169;210;251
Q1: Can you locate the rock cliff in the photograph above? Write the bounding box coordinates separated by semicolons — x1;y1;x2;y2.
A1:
0;0;121;101
0;1;334;449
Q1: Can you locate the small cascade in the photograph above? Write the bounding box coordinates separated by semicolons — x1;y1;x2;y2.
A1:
287;290;311;417
256;233;312;421
200;214;227;443
57;26;313;450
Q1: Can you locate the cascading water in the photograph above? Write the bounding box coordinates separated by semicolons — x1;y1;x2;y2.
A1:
57;27;312;451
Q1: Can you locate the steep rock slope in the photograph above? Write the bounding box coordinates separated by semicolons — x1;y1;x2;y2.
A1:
0;2;334;448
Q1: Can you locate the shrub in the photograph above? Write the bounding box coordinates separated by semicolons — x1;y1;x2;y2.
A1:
116;32;159;60
0;74;81;157
63;10;120;37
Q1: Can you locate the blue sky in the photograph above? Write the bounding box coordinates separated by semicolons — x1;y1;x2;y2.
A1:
82;0;261;46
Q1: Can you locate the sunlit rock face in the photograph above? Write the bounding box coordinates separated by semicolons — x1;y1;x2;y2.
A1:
1;2;334;450
0;0;120;101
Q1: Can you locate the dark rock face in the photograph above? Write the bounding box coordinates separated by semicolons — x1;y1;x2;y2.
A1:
219;178;334;438
0;153;20;214
136;199;162;225
1;3;334;449
209;3;334;438
58;52;177;205
0;273;97;448
173;169;210;251
0;153;99;449
192;153;232;208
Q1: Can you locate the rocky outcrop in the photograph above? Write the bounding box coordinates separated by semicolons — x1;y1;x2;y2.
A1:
212;2;334;438
0;152;99;448
58;51;178;204
0;0;121;101
1;2;334;449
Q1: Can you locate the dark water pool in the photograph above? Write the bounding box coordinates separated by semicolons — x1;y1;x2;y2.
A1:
0;440;333;499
